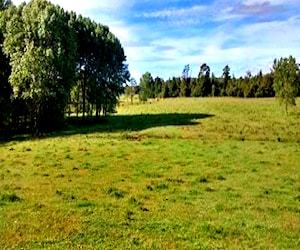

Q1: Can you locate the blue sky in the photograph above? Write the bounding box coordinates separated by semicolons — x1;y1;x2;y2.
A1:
13;0;300;81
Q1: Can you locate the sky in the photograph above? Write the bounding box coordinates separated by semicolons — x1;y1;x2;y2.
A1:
13;0;300;81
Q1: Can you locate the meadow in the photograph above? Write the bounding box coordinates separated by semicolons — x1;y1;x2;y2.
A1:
0;97;299;249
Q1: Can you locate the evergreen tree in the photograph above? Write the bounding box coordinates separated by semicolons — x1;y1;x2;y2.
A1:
198;63;211;96
222;65;231;96
154;77;163;98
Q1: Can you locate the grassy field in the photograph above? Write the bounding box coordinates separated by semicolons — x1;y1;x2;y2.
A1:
0;97;299;249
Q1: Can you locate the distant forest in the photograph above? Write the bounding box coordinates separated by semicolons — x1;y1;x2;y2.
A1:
135;62;300;101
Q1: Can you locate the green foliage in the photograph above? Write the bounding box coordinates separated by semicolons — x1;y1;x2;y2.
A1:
139;72;153;101
191;63;212;97
273;56;299;114
153;76;163;98
78;22;129;117
125;78;137;104
179;77;190;97
0;0;13;131
222;65;231;96
191;77;203;97
0;0;130;135
137;62;281;100
2;0;77;134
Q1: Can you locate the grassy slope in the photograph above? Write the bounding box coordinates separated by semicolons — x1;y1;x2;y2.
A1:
0;97;299;249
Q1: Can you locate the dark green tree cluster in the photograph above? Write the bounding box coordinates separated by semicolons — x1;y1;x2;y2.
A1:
0;0;129;135
139;58;300;104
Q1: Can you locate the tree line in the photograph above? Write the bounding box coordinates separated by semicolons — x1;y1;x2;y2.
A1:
136;57;300;111
0;0;130;135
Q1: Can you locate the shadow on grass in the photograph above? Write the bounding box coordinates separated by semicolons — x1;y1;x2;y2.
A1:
0;113;213;143
65;113;213;134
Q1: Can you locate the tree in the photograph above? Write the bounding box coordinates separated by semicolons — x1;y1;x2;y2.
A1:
162;80;170;98
168;77;180;97
180;77;190;97
70;16;107;119
198;63;211;96
180;65;191;97
242;71;253;98
0;0;13;131
2;0;77;134
182;64;190;78
125;77;137;104
139;72;153;102
260;73;274;97
273;56;299;114
71;17;129;118
222;65;231;96
0;0;130;135
211;73;219;97
92;30;129;116
154;76;163;98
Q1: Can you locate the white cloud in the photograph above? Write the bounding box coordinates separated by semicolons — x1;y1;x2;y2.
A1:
141;5;206;18
244;0;297;5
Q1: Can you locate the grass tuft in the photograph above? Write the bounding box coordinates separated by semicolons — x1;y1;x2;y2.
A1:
107;187;125;199
0;193;21;203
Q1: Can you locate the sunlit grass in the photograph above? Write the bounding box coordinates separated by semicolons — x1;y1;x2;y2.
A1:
0;97;299;249
118;97;300;142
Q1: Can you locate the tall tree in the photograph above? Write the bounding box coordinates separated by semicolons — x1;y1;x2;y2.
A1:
242;71;253;98
2;0;77;134
182;64;190;79
180;77;190;97
180;65;191;97
139;72;153;101
66;11;130;118
168;77;180;97
71;15;102;119
0;0;13;131
273;56;299;114
199;63;211;96
99;32;130;115
222;65;231;96
211;72;219;97
125;77;137;104
154;76;163;98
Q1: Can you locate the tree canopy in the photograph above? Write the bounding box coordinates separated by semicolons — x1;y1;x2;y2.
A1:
273;56;299;114
0;0;130;135
137;56;299;104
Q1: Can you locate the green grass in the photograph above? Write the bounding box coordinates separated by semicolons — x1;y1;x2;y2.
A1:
0;97;299;249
